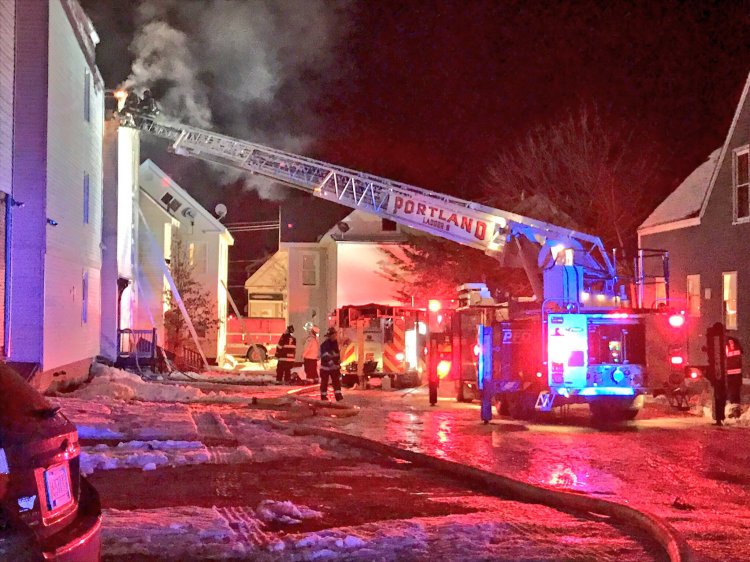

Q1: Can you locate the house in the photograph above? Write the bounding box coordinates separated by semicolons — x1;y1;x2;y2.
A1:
138;160;234;363
638;72;750;369
2;0;105;389
245;207;410;359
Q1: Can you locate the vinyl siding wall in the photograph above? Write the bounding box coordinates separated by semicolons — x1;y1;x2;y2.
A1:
42;0;103;373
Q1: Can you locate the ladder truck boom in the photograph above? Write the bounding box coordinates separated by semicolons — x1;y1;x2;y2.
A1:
127;113;617;299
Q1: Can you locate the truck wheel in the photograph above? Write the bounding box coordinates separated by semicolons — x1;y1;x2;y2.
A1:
496;396;510;417
508;391;536;421
246;344;268;363
455;381;474;403
589;397;640;424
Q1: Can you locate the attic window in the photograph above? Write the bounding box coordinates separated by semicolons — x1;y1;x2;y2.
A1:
734;148;749;221
161;193;182;213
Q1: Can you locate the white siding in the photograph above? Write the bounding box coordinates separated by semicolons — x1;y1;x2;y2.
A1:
0;0;14;195
43;0;103;371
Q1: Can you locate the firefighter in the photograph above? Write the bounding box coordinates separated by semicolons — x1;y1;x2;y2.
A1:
123;91;140;114
726;337;743;418
320;327;343;401
138;89;159;116
275;325;296;384
303;323;320;384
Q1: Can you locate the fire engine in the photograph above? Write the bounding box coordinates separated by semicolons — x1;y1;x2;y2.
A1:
119;94;675;423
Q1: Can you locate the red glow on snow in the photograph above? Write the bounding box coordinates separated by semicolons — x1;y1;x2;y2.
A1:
549;467;578;488
668;314;685;328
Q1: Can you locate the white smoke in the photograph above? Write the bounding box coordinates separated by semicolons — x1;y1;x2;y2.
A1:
125;0;348;198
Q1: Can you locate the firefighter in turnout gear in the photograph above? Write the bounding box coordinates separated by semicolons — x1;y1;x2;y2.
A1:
320;327;343;401
726;337;743;418
275;325;296;384
303;323;320;384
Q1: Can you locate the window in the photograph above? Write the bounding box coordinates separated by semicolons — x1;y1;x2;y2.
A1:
723;271;737;330
81;271;89;324
687;274;701;317
302;253;318;286
382;219;397;232
734;148;749;221
160;193;182;213
83;172;90;224
83;70;91;122
249;300;284;318
188;242;207;274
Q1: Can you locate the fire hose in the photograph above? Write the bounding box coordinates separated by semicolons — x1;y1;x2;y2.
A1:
269;405;691;562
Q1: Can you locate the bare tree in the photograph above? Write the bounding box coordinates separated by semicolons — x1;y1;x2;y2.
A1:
378;233;530;303
485;104;663;256
164;237;219;353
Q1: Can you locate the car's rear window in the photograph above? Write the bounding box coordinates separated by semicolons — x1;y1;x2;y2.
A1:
0;364;52;432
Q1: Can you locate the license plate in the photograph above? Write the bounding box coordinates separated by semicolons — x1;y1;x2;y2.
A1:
44;463;72;511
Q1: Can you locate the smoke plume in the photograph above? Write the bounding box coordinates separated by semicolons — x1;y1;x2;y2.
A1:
124;0;349;198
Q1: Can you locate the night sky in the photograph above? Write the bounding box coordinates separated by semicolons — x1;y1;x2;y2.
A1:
81;0;750;293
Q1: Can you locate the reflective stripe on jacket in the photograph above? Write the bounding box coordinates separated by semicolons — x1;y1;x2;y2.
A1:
726;347;742;376
276;333;296;361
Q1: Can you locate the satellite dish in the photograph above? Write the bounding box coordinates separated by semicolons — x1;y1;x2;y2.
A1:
337;221;350;234
215;203;228;221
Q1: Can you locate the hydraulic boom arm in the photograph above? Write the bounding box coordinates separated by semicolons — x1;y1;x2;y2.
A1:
127;114;617;298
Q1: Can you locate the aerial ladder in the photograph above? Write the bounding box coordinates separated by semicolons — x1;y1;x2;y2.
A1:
120;101;655;423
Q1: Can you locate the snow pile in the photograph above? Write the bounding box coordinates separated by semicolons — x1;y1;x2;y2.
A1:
71;364;206;402
169;369;276;384
80;440;253;475
67;363;278;404
102;506;249;560
256;500;322;525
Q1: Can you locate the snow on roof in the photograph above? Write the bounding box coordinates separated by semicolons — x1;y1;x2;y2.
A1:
639;149;721;231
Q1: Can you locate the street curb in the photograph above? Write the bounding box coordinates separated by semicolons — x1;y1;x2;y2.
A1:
269;416;692;562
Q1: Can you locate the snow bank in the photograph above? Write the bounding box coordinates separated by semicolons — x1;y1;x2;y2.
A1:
67;363;276;404
80;440;254;475
256;500;322;525
170;370;276;384
71;364;206;402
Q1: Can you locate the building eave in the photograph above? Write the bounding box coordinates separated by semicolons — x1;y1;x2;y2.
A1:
698;72;750;220
637;216;701;238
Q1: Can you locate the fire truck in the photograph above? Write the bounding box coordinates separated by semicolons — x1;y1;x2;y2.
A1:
336;304;426;387
119;95;673;423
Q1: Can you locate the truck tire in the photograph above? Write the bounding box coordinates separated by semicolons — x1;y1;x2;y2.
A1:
508;391;536;421
246;344;268;363
589;397;640;424
455;381;474;403
496;396;510;417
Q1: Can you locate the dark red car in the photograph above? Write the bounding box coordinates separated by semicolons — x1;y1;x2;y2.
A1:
0;365;101;561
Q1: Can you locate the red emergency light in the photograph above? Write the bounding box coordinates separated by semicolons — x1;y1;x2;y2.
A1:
428;300;442;313
670;356;684;365
436;360;452;379
668;314;685;328
473;344;481;357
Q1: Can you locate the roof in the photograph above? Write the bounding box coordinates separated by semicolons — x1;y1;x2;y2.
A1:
139;160;234;244
639;72;750;236
639;149;721;231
